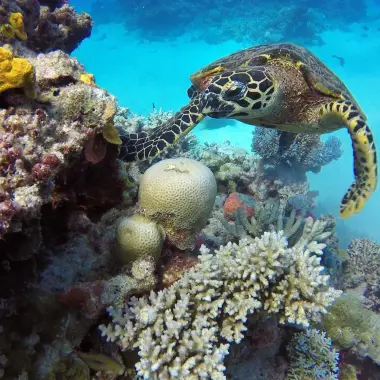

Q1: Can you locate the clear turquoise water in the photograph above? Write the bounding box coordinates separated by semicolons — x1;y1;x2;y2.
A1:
71;0;380;245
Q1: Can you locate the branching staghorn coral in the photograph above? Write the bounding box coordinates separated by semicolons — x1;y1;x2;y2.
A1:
99;231;341;379
286;329;339;380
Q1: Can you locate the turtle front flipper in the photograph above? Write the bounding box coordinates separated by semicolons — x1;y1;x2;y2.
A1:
319;101;377;218
119;97;205;161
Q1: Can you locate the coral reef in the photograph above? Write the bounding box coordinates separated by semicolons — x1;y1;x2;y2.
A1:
100;231;341;378
137;157;217;249
0;206;158;379
286;329;339;379
201;141;259;193
0;46;34;95
343;238;380;288
340;238;380;312
0;1;377;379
0;1;93;53
0;47;120;239
221;200;334;250
223;192;256;220
225;317;287;379
323;294;380;365
8;12;27;40
339;365;358;380
89;0;367;45
252;128;343;182
31;5;93;53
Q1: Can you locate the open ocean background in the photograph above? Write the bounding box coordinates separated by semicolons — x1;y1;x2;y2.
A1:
71;0;380;246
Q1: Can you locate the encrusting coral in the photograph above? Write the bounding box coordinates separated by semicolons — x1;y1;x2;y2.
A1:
286;328;339;379
138;157;217;249
99;231;341;379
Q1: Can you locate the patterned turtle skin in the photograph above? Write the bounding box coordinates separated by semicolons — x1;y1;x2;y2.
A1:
119;43;377;219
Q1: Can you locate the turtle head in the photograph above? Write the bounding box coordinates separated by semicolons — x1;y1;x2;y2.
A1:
200;68;278;120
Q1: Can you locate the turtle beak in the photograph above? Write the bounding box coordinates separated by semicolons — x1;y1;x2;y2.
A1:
200;91;219;112
200;91;235;118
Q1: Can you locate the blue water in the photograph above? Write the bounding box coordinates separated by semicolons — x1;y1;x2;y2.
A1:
71;0;380;245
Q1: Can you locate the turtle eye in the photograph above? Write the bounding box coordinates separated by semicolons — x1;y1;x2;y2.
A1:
222;81;247;100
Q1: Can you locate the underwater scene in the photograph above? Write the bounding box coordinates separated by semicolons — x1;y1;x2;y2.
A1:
0;0;380;378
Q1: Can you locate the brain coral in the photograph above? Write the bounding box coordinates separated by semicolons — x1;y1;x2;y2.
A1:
138;157;217;249
115;214;165;264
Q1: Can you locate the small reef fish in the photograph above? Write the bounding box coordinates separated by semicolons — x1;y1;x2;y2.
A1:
76;351;125;375
331;55;345;67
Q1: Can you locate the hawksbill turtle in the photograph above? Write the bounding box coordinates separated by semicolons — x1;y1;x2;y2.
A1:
119;43;377;218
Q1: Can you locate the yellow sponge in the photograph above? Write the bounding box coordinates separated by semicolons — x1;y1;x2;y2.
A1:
9;12;27;41
0;47;35;96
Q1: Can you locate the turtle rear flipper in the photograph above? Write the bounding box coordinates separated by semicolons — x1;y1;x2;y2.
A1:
319;101;377;218
119;97;204;161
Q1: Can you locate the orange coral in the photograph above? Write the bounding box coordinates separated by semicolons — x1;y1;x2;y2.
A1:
223;192;255;220
0;47;35;96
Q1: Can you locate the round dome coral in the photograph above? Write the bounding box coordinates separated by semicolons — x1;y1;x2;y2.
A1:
115;214;165;264
138;157;217;250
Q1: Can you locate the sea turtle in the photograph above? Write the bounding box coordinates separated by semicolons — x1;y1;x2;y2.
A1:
119;43;377;218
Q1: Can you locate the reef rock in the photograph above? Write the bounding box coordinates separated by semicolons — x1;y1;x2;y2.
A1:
0;46;118;240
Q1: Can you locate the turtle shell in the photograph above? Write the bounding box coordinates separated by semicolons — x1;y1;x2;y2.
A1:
190;43;363;115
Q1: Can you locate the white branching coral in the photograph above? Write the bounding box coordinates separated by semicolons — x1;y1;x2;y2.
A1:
99;231;341;379
264;240;341;326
